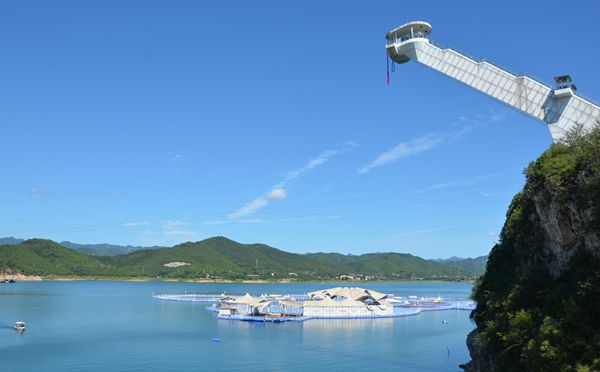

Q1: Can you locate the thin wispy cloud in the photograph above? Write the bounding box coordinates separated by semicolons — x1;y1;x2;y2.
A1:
139;219;202;246
490;111;507;123
456;108;508;126
167;150;189;172
27;187;53;199
164;219;188;227
276;141;357;187
391;226;454;238
206;214;342;226
481;191;507;197
358;133;446;174
423;182;455;192
229;188;288;219
168;150;188;162
122;221;151;227
229;141;357;219
358;109;507;174
28;187;44;199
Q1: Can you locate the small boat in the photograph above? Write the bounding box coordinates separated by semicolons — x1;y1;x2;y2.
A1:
14;322;26;332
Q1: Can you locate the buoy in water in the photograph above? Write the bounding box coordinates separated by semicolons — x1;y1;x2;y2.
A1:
442;320;448;324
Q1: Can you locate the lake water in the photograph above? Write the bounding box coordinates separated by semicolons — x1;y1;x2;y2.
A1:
0;281;474;371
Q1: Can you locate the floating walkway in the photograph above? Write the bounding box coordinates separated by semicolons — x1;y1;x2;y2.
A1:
155;289;475;323
153;293;310;303
153;293;230;302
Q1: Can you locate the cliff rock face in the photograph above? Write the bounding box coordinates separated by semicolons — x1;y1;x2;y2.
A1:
531;178;600;277
463;128;600;372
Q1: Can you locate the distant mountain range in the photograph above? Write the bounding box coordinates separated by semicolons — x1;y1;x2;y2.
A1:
431;256;467;262
0;237;487;280
0;237;163;256
0;237;24;245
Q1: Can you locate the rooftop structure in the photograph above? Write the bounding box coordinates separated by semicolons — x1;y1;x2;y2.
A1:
217;293;303;319
303;287;393;318
306;287;389;302
386;21;600;142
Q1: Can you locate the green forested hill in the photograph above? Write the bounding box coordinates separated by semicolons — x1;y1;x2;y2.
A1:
0;236;486;280
105;237;348;279
0;239;113;276
305;252;485;278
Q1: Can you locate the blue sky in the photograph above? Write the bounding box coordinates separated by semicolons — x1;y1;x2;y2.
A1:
2;0;599;258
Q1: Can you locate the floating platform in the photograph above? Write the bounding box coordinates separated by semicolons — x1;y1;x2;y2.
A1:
155;289;476;323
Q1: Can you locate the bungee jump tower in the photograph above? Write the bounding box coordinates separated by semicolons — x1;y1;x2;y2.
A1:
386;21;600;142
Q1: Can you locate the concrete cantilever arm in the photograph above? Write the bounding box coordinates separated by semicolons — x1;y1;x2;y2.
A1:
386;22;600;142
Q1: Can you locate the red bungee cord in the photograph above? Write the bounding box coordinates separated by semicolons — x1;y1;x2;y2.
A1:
386;51;390;86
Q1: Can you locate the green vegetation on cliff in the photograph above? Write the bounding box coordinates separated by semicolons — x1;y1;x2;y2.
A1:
470;127;600;372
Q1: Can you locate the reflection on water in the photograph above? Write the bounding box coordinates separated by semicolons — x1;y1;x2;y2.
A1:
0;281;475;372
303;317;394;332
0;291;54;296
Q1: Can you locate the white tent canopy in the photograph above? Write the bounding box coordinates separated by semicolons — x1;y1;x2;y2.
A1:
233;293;264;306
307;287;389;302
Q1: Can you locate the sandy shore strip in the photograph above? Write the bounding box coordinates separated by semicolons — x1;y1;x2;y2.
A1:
0;273;43;281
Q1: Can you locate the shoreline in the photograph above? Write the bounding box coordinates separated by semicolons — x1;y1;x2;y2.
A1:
4;275;475;284
0;273;43;281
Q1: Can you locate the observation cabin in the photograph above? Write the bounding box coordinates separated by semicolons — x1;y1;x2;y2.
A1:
386;21;432;64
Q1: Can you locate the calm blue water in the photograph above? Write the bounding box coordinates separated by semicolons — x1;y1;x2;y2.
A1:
0;281;474;371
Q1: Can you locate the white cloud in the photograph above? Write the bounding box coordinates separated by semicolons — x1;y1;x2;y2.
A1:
203;220;228;226
168;150;187;162
279;141;357;187
424;182;454;191
358;134;445;174
229;142;356;219
481;191;514;197
229;188;288;219
489;109;507;123
139;219;202;246
122;221;151;227
392;226;454;237
28;187;44;198
205;214;342;226
164;219;188;227
358;109;508;174
267;188;287;200
167;150;189;172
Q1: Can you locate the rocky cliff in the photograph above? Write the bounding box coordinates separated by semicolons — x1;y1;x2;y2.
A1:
463;127;600;372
